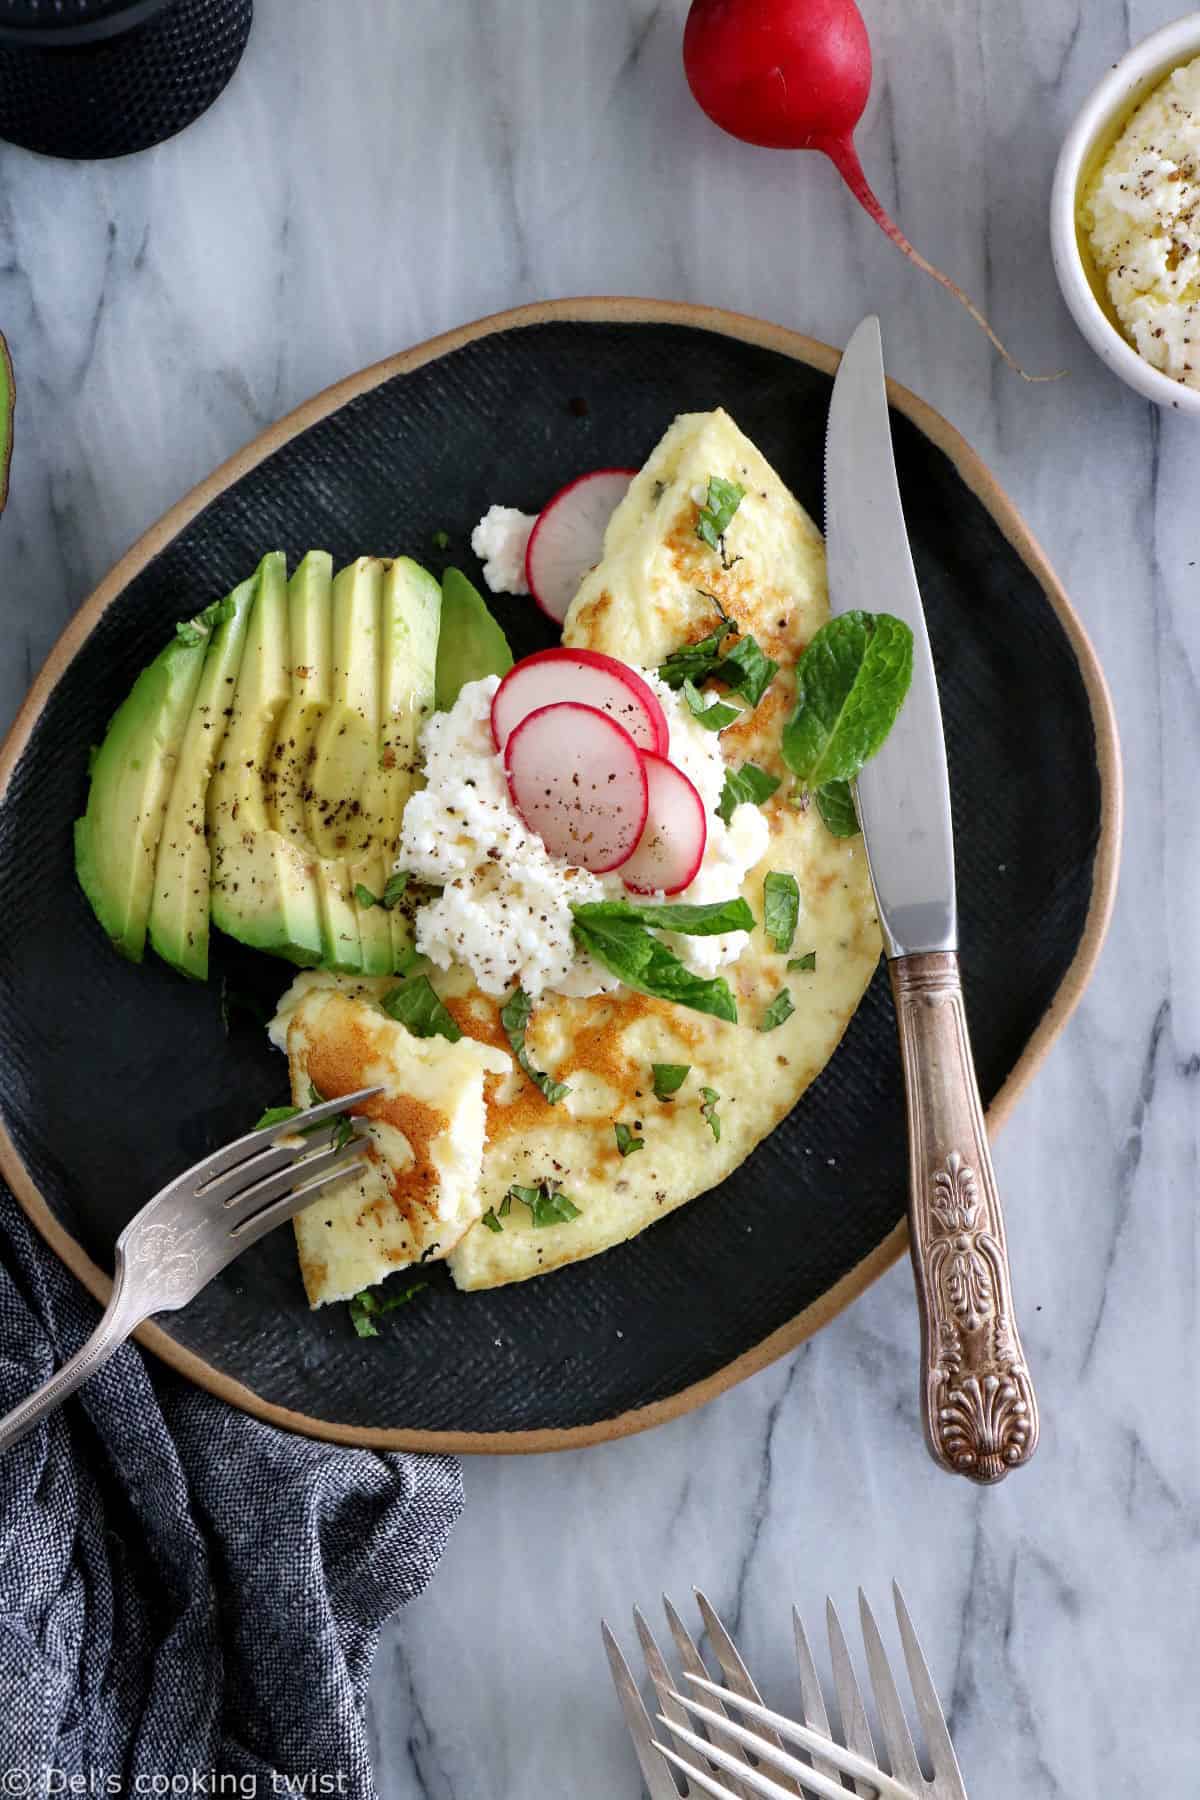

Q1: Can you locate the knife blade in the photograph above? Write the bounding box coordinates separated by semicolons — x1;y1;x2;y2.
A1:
823;315;956;960
822;316;1039;1484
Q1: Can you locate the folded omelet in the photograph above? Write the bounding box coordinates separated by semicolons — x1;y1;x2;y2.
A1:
273;409;881;1302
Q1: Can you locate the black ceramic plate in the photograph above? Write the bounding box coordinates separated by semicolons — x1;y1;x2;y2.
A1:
0;301;1120;1450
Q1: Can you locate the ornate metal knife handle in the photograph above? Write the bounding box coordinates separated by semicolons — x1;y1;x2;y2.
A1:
890;952;1039;1484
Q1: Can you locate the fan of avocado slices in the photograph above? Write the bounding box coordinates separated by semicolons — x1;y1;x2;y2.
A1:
74;558;511;981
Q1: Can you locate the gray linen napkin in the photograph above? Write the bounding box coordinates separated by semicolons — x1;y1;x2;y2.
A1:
0;1185;462;1795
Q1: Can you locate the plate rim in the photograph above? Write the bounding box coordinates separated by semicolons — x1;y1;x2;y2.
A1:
0;296;1123;1454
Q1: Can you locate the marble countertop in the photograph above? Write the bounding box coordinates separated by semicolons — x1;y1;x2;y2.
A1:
1;1;1196;1794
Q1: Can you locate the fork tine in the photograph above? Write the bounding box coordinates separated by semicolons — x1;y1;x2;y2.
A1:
663;1595;756;1796
858;1592;924;1792
792;1608;843;1791
226;1147;371;1241
602;1622;682;1800
679;1681;917;1800
892;1585;965;1792
658;1720;804;1800
635;1607;710;1787
826;1598;877;1798
694;1591;801;1797
223;1128;372;1221
193;1086;382;1190
657;1744;750;1800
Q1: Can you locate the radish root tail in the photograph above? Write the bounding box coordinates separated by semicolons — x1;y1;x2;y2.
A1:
823;136;1063;383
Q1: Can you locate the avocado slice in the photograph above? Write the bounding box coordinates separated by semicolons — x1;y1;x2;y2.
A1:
146;574;256;979
0;332;13;514
75;601;216;963
377;557;440;968
208;552;323;967
434;567;512;711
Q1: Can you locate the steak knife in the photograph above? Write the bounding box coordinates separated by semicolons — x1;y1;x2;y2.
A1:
824;317;1038;1484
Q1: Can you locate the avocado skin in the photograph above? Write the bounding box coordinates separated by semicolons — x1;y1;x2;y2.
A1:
74;611;212;963
0;331;12;515
208;552;324;968
146;575;257;979
434;567;512;711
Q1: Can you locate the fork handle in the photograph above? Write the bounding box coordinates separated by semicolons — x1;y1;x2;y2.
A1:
0;1267;141;1455
890;951;1039;1484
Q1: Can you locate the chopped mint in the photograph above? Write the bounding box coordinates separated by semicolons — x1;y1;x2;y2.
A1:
381;973;462;1042
699;1086;722;1142
614;1121;645;1157
381;871;411;909
717;763;780;826
658;618;735;691
788;951;817;973
652;1063;691;1099
815;780;859;838
571;909;738;1023
696;475;745;559
683;678;742;732
349;1281;428;1338
759;988;795;1032
782;611;913;794
763;871;800;954
354;883;378;909
254;1104;302;1130
573;896;753;937
718;633;778;709
501;987;571;1105
480;1208;503;1234
507;1180;582;1228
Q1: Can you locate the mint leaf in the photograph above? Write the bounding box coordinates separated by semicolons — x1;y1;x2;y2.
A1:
760;988;795;1031
816;780;859;838
500;986;571;1105
572;911;738;1023
715;633;778;708
254;1104;302;1130
349;1280;427;1337
507;1181;582;1228
782;612;913;789
658;619;735;691
572;897;753;937
682;678;741;732
381;871;411;909
699;1086;722;1142
696;475;745;554
717;763;780;826
788;951;817;972
354;883;378;909
614;1121;645;1156
763;871;799;954
381;973;462;1042
652;1063;691;1099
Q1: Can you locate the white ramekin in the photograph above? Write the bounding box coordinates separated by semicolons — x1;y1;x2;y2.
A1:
1051;12;1200;416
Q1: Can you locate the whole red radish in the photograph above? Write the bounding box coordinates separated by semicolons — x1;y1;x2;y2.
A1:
682;0;1044;377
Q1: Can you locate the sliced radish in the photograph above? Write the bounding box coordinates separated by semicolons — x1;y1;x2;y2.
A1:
621;753;708;896
525;468;636;624
491;648;669;757
504;702;648;873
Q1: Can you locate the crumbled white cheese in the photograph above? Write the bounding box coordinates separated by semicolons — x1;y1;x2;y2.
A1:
470;505;536;594
1084;54;1200;389
397;673;770;1000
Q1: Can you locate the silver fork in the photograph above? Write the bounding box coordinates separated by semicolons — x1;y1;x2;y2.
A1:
0;1086;381;1453
603;1584;968;1800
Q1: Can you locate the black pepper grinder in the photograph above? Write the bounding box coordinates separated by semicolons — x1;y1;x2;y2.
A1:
0;0;252;160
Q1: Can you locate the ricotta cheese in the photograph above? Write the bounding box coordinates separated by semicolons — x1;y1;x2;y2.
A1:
470;505;535;595
397;674;770;999
1084;55;1200;389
